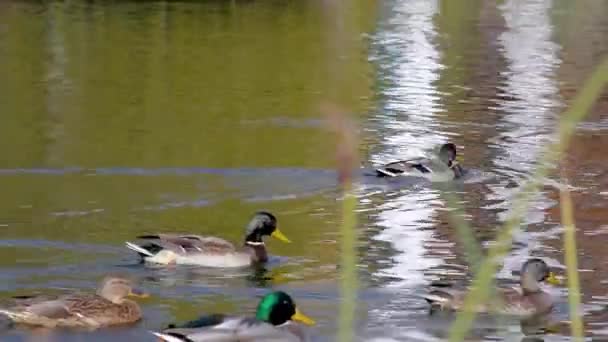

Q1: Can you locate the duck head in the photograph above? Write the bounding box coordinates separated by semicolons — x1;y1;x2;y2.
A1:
439;143;465;178
439;143;457;166
97;276;148;304
520;258;560;294
255;291;315;326
244;211;291;246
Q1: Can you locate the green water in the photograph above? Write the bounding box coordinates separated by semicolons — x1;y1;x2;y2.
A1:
0;1;375;340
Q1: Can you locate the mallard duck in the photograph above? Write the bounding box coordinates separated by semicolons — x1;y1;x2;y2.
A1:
125;211;291;267
424;258;561;317
375;143;464;180
0;276;148;329
152;291;314;342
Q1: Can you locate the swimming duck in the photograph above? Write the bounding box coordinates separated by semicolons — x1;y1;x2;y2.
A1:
0;276;148;329
125;211;291;267
152;291;315;342
424;258;561;317
375;143;464;180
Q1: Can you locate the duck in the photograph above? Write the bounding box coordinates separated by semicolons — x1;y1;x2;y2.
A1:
375;143;464;180
152;291;315;342
424;258;561;317
0;276;148;329
125;211;291;267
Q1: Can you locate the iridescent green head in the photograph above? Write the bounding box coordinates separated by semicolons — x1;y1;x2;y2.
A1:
255;291;315;326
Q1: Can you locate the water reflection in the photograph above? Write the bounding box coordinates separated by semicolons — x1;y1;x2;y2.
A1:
370;0;447;282
490;0;563;280
365;0;454;340
363;0;577;339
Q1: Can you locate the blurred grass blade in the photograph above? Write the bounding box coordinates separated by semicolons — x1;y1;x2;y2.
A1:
437;184;507;334
559;181;584;341
447;57;608;342
339;189;358;342
437;185;482;272
325;104;359;342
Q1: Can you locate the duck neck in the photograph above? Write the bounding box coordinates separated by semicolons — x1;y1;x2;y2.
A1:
244;232;264;246
520;273;541;294
450;163;463;178
244;232;268;262
245;242;268;263
97;288;125;304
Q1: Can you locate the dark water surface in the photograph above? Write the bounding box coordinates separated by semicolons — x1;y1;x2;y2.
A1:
1;0;608;341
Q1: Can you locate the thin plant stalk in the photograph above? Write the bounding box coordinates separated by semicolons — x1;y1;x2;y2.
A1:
438;186;483;271
326;105;359;342
559;181;584;341
447;57;608;342
438;186;507;338
338;187;358;342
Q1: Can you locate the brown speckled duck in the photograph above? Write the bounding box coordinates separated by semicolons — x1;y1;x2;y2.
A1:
0;276;148;329
424;258;561;317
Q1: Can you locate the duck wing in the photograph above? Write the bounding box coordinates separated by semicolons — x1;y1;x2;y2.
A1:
376;158;432;177
424;286;548;317
14;299;72;319
0;294;95;328
499;289;553;317
64;294;143;325
10;293;61;310
137;234;236;255
191;236;238;255
156;316;302;342
424;288;467;311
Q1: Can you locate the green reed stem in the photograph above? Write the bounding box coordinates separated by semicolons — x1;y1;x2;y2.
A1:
338;185;358;342
438;186;507;337
448;57;608;341
560;183;584;341
438;187;482;272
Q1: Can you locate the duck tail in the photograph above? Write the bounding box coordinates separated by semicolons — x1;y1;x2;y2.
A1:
0;309;35;323
0;309;15;320
376;168;398;177
423;290;454;307
136;235;162;239
125;241;155;257
150;331;192;342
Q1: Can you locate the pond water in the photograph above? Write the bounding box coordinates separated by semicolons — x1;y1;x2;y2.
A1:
1;0;608;341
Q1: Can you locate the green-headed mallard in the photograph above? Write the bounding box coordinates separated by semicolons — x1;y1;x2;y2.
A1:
152;291;315;342
0;276;148;329
375;143;464;180
125;211;291;267
424;258;561;317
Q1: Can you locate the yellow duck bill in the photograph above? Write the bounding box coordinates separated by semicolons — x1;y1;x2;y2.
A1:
271;229;291;243
128;288;150;298
292;308;315;326
546;272;561;285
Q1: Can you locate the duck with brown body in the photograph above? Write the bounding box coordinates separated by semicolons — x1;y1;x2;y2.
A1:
152;291;315;342
0;276;148;329
375;143;464;180
125;211;291;267
424;258;561;317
